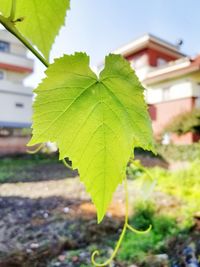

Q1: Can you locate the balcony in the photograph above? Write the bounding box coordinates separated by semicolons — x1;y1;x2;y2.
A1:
0;51;33;73
0;80;32;95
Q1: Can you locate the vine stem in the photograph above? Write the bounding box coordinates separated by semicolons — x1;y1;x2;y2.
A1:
9;0;17;21
0;6;152;266
0;14;49;68
91;178;152;266
27;143;44;154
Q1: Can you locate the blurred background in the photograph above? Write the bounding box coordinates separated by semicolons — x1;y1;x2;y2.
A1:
1;0;200;266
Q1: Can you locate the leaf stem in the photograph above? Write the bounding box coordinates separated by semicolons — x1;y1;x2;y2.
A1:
9;0;17;21
0;15;49;68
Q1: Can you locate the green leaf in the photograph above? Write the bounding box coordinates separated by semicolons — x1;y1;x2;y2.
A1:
28;53;154;222
0;0;70;60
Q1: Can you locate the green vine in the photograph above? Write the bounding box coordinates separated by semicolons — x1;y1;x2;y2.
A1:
27;141;153;266
0;1;155;266
91;177;152;266
62;158;73;170
27;143;44;154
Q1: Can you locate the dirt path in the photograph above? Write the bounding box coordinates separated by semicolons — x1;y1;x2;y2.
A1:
0;177;129;267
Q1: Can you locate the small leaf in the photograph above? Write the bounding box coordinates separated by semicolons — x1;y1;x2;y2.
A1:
0;0;70;60
28;53;154;222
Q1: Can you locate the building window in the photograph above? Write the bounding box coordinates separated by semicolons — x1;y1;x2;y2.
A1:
157;57;167;67
0;71;4;80
0;41;10;52
15;103;24;108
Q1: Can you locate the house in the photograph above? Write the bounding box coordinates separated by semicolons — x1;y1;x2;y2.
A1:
113;34;200;144
0;30;34;154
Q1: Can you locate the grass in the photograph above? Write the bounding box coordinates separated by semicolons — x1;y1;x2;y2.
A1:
2;148;200;265
151;160;200;227
120;159;200;265
0;153;62;183
135;143;200;162
118;202;180;265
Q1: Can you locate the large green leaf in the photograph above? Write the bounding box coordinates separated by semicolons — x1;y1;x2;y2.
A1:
0;0;70;60
28;53;154;222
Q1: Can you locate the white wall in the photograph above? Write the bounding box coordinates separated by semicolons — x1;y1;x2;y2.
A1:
0;91;32;125
3;70;27;84
0;80;32;94
0;30;34;128
145;78;197;104
0;51;33;70
131;54;154;81
10;43;27;56
0;30;26;56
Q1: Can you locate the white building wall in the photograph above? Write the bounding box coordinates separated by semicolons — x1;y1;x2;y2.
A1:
10;43;27;56
0;30;33;128
0;51;33;70
0;80;32;94
3;71;27;84
131;54;155;81
0;92;32;126
146;79;197;104
0;30;26;56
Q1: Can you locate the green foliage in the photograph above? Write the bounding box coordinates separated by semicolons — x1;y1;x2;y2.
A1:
0;0;70;60
127;161;145;180
127;159;200;228
165;108;200;135
156;143;200;162
0;154;59;183
152;160;200;226
118;202;178;264
28;52;154;222
0;0;156;264
130;202;155;229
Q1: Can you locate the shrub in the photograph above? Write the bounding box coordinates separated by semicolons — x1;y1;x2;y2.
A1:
156;143;200;162
164;108;200;135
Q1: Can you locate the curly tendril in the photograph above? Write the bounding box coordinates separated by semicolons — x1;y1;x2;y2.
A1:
91;178;152;266
62;158;73;170
130;157;154;181
27;143;44;154
27;144;73;171
26;145;152;266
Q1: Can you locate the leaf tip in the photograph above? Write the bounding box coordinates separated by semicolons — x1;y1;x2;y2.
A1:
97;212;104;224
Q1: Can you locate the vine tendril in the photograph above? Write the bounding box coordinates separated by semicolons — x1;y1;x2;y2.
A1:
130;157;154;181
127;223;152;234
62;158;73;170
91;177;151;266
27;143;44;154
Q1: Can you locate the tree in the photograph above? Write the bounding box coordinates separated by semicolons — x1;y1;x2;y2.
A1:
165;109;200;136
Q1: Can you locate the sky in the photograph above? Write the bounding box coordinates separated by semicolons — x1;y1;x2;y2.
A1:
26;0;200;87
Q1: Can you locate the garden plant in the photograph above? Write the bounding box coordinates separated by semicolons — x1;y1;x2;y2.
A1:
0;1;155;265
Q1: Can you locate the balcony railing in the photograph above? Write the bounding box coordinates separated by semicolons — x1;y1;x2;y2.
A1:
0;51;33;72
0;80;32;95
